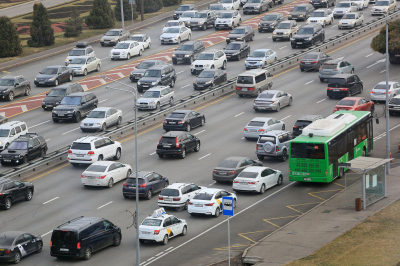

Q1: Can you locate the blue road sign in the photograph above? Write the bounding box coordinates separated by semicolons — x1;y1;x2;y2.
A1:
222;196;234;216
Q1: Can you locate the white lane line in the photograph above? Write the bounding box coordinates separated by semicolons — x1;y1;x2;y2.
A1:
366;59;385;68
374;124;400;140
380;69;386;73
209;181;216;186
165;247;174;251
194;130;205;135
81;84;88;91
366;53;373;57
30;120;50;128
147;257;155;261
99;99;108;103
268;36;272;38
99;79;107;84
155;252;164;257
331;25;337;28
149;152;156;155
45;139;51;142
241;137;244;139
41;231;53;237
43;197;59;204
305;80;314;85
97;201;113;209
117;72;124;78
198;153;211;160
140;262;146;266
234;112;244;117
204;41;214;46
62;128;80;135
280;115;291;121
101;57;109;60
279;46;287;50
176;71;184;75
21;105;28;112
316;98;326;103
180;84;191;89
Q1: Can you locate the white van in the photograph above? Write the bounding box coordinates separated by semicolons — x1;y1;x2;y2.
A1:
0;121;28;150
235;69;273;97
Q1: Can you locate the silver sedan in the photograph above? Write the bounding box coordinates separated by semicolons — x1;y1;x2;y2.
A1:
68;56;101;76
253;90;293;112
80;107;123;132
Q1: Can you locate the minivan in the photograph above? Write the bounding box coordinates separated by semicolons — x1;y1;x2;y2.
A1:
235;69;273;97
137;65;176;93
50;216;121;260
327;74;363;99
0;121;28;151
42;83;84;110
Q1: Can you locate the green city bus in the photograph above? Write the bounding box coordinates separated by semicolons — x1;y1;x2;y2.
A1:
288;111;373;183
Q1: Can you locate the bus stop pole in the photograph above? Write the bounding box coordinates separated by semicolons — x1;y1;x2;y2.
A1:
385;11;390;174
228;216;231;266
362;173;366;210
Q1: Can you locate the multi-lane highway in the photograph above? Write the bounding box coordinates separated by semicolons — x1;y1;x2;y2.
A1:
0;0;399;265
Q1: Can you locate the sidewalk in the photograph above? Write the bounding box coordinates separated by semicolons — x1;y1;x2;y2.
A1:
0;0;71;18
242;165;400;266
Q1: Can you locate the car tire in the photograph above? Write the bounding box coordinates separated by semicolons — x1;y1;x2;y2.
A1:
282;124;285;130
276;104;280;112
36;241;43;253
25;189;33;201
222;61;227;70
98;155;103;161
7;91;14;101
320;78;324;82
4;197;12;210
170;78;175;88
233;199;237;208
347;90;351;97
194;142;200;152
187;34;191;41
180;149;186;159
83;68;88;76
291;44;296;48
83;247;92;260
74;112;81;123
146;189;153;200
203;24;207;30
117;116;122;125
113;234;122;246
351;68;354;74
201;118;205;126
257;155;264;160
272;38;276;42
156;102;161;110
214;207;221;217
177;37;181;44
107;178;114;188
280;149;288;162
114;148;121;160
370;105;375;113
288;97;292;106
259;184;266;194
96;64;101;72
101;123;107;132
54;79;59;86
184;200;189;210
158;154;164;158
126;53;131;60
250;34;254;41
186;124;191;132
181;226;187;236
237;53;241;61
162;234;169;245
323;21;326;28
13;251;21;264
22;156;28;164
25;86;31;96
172;59;177;65
139;49;143;56
139;239;145;244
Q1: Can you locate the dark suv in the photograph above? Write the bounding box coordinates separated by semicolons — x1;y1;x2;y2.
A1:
0;75;30;101
173;4;196;19
52;92;98;122
0;133;47;165
288;4;314;21
0;178;34;210
123;171;169;200
291;24;324;48
137;65;176;93
258;13;285;33
309;0;335;8
50;216;122;260
189;10;218;30
157;131;201;159
327;74;363;99
293;115;323;137
41;83;84;110
226;25;255;43
172;40;205;65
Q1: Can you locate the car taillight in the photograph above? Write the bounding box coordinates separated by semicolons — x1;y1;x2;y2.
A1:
178;121;185;124
340;88;348;91
228;170;236;175
176;137;180;148
371;91;375;94
244;128;248;131
258;129;264;132
233;180;239;183
205;203;214;206
68;150;72;154
159;136;162;143
77;242;81;249
50;240;53;247
248;87;255;91
293;125;298;128
81;175;85;178
311;61;318;64
158;196;163;200
97;175;106;179
213;169;218;174
236;86;241;90
300;60;305;63
188;201;193;205
123;182;127;186
154;230;160;235
173;198;181;201
276;146;279;152
139;183;147;187
4;249;11;254
327;88;333;91
335;68;338;71
163;120;167;124
319;68;322;70
88;151;95;155
248;181;259;184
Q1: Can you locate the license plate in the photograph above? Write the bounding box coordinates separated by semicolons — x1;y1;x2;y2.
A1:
3;159;11;162
46;105;52;107
249;129;257;132
305;62;311;64
297;42;302;44
39;82;45;84
258;107;266;110
375;93;383;95
141;231;151;234
142;85;148;87
195;204;203;207
242;88;248;91
60;248;69;252
164;198;172;201
197;85;203;87
333;89;340;91
76;154;84;157
303;178;312;181
169;122;176;124
240;182;247;185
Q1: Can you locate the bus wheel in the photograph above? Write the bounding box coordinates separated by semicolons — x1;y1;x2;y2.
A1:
338;168;344;179
362;148;366;157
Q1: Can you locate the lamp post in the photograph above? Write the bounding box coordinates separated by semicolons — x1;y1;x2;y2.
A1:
120;0;125;29
101;75;139;265
385;11;390;174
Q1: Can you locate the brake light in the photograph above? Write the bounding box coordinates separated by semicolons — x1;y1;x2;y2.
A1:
258;129;264;132
173;197;181;201
163;120;167;124
228;170;236;175
213;169;218;174
255;145;258;150
139;183;147;188
188;201;193;205
77;242;81;249
236;86;241;90
311;61;318;64
176;137;180;148
335;68;338;71
123;182;127;187
4;249;11;254
371;91;375;94
154;230;160;235
68;150;72;154
159;136;162;143
289;167;291;173
178;121;185;124
205;203;214;206
81;175;85;178
293;125;298;128
87;151;95;155
97;175;106;179
327;88;333;91
248;87;255;91
248;181;259;184
233;180;239;183
300;60;305;63
276;146;279;152
340;88;348;91
319;68;321;70
158;196;163;200
244;128;248;131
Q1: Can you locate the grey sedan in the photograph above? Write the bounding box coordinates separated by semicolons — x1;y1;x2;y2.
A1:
80;107;123;132
212;157;262;182
253;90;292;112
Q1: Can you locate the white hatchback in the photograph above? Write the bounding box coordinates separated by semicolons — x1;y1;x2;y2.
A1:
81;161;132;188
188;188;237;217
109;41;144;60
233;166;283;193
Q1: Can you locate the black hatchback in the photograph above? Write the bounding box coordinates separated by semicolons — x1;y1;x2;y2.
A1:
224;41;250;61
327;74;363;99
163;110;205;132
0;231;43;264
193;69;227;90
157;131;201;159
0;178;34;210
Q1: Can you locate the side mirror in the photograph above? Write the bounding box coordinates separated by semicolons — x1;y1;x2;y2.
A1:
162;74;166;77
57;73;61;75
81;101;86;105
28;146;33;150
106;114;110;117
46;93;48;96
14;83;19;87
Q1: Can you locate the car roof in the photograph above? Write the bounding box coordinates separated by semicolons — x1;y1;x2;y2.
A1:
263;90;282;94
88;161;115;167
298;114;323;121
73;136;107;143
171;110;192;114
51;83;79;89
265;12;281;15
131;34;146;37
0;121;25;129
260;130;289;136
251;117;273;122
90;107;114;112
240;69;268;76
222;156;248;161
149;65;169;70
129;171;152;178
198;10;210;13
198;188;221;194
301;24;317;28
162;131;186;137
166;183;191;189
241;166;266;173
339;97;364;101
324;59;342;64
253;49;271;52
376;81;397;85
313;8;329;12
118;41;138;44
46;65;64;68
0;178;14;185
57;217;103;231
146;86;170;92
1;75;22;79
109;29;123;31
0;231;25;239
166;26;184;29
68;92;93;96
141;59;165;63
229;41;246;44
295;3;309;6
167;20;181;22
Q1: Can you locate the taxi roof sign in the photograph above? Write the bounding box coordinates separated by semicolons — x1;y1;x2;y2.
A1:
151;208;166;218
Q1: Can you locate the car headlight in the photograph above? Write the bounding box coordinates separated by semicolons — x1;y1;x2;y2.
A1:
66;110;73;114
205;80;213;84
321;0;326;2
349;21;354;24
258;22;261;26
34;77;37;81
121;52;126;55
258;60;263;64
184;54;190;57
65;58;69;62
237;37;243;40
15;155;20;159
204;64;210;68
232;52;239;55
56;101;61;104
111;39;115;41
284;31;290;35
151;81;158;85
304;37;310;40
174;13;177;15
290;38;295;41
94;123;101;126
318;20;323;22
172;54;176;57
299;15;304;17
288;14;292;17
193;81;196;84
226;37;230;40
100;39;104;41
191;63;195;67
49;77;55;81
137;81;142;85
199;21;204;24
52;110;57;113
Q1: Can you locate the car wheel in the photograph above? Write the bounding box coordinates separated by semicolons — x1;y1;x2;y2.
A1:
288;98;292;106
25;189;33;201
362;147;366;157
36;241;43;253
117;116;122;125
7;91;14;101
276;104;280;112
148;42;151;48
214;207;221;217
114;148;121;160
282;124;285;130
233;199;237;208
126;53;131;60
13;251;21;264
203;23;207;30
177;37;181;44
239;19;242;26
239;94;243;98
146;190;153;200
281;149;288;162
187;34;191;41
54;79;59;86
22;156;28;164
194;142;200;152
96;64;101;72
186;124;191;132
272;38;276;42
107;178;114;188
71;163;79;167
351;68;354;74
323;21;326;28
180;149;186;159
139;239;145;244
83;247;92;260
4;197;11;210
101;123;107;132
370;105;375;113
98;155;103;161
83;68;88;76
162;234;169;245
250;34;254;41
139;49;143;56
170;78;175;88
201;118;205;126
259;184;266;194
237;53;241;61
257;155;264;160
156;102;161;110
347;90;351;97
25;86;31;96
291;44;296;48
74;112;81;123
222;61;227;70
184;200;189;210
113;234;122;246
320;78;325;82
181;225;187;236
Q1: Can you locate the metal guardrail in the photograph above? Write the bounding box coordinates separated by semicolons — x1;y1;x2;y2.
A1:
2;9;399;180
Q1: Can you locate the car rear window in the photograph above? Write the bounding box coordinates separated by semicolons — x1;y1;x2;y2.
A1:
294;120;312;127
374;84;389;90
142;219;162;226
328;78;347;87
85;165;107;172
302;54;318;60
237;76;253;84
168;113;186;119
258;93;274;99
258;136;276;144
160;137;176;144
237;172;258;178
218;160;239;168
51;230;78;243
321;64;337;69
0;237;14;246
71;142;91;150
160;188;180;196
193;193;213;200
248;121;265;127
337;100;355;106
126;177;145;184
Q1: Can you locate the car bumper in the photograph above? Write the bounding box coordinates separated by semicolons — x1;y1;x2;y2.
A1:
51;251;82;259
243;9;260;13
236;89;258;96
0;254;16;262
258;25;275;31
300;63;319;70
244;131;262;138
370;94;391;101
327;90;348;98
190;68;206;75
81;178;109;186
137;84;155;91
34;80;56;86
291;40;313;47
389;107;400;113
245;63;263;69
256;150;281;157
339;24;356;28
123;188;147;196
318;73;338;79
212;173;236;182
160;39;179;44
130;75;143;82
72;69;85;75
52;113;77;121
137;104;158;110
188;24;206;29
311;2;328;7
156;149;184;156
288;16;306;20
371;10;386;15
194;83;212;90
139;233;164;242
273;35;290;40
0;158;23;164
233;183;259;192
226;54;240;61
0;91;11;98
158;201;186;207
100;41;118;46
80;125;102;131
188;205;215;215
68;157;94;164
110;54;129;59
253;104;278;111
163;124;187;131
172;56;191;63
333;13;344;18
215;23;232;29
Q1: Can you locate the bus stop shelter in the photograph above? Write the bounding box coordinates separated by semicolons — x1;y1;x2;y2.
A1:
340;157;391;210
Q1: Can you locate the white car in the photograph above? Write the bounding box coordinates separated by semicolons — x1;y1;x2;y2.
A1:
68;136;122;167
178;11;198;26
214;10;242;30
139;208;188;245
370;81;400;102
219;0;241;10
371;0;397;15
160;26;192;44
333;1;359;18
158;183;205;210
190;50;227;75
307;9;334;27
350;0;369;9
338;12;364;28
109;41;144;60
136;86;175;110
68;56;101;76
162;20;185;33
65;42;95;66
188;188;237;217
244;117;285;139
80;107;123;132
81;161;132;188
233;166;283;194
130;34;151;49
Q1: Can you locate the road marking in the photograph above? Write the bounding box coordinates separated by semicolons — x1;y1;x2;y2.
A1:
305;80;314;85
366;59;386;68
209;181;216;186
205;41;214;45
62;128;80;135
316;98;326;103
268;36;272;38
198;153;211;160
21;105;28;112
101;57;109;60
331;25;337;28
279;46;287;49
41;231;53;237
149;152;156;155
234;112;244;117
30;120;50;128
180;84;191;89
280;115;291;120
98;201;113;209
194;130;205;135
366;53;373;57
99;79;107;84
43;197;59;204
117;72;124;78
374;124;400;140
155;252;164;257
241;137;245;139
380;69;386;73
166;247;174;251
147;257;155;261
176;70;184;75
46;139;51;142
99;99;108;103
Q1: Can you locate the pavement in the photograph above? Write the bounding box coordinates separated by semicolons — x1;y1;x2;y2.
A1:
0;0;72;18
242;164;400;266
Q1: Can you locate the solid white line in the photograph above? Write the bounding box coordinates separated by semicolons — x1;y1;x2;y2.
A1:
268;36;272;38
180;84;191;89
97;201;113;209
117;73;124;78
21;105;28;112
305;80;314;85
198;153;211;160
280;115;291;121
99;79;107;84
81;85;88;91
43;197;59;205
380;69;386;73
62;128;80;135
99;99;108;103
145;182;295;265
176;71;184;75
149;152;156;155
194;130;206;135
209;181;216;186
279;46;287;50
241;137;245;139
147;257;155;261
41;231;53;237
234;112;244;117
366;53;373;57
101;57;109;60
140;262;146;266
331;25;337;28
165;247;174;251
30;120;50;128
155;252;164;257
45;139;51;142
316;98;326;103
374;124;400;141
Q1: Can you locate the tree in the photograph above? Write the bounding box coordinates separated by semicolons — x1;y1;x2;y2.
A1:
162;0;181;7
0;16;22;57
371;20;400;54
64;7;83;37
115;0;138;21
85;0;115;29
27;3;55;47
136;0;163;14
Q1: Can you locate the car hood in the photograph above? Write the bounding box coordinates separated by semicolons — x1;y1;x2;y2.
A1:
110;48;129;53
216;18;233;23
174;50;192;55
138;77;160;83
102;36;118;41
334;7;350;12
308;16;326;21
339;18;356;23
373;6;389;10
0;85;13;91
53;105;79;111
244;3;261;7
224;49;240;54
179;17;192;22
81;117;106;124
274;28;291;33
1;149;26;155
192;60;214;65
195;77;213;83
290;11;306;15
131;68;147;75
68;63;86;69
227;33;245;38
292;34;313;39
36;74;56;79
246;57;266;61
190;18;207;23
43;96;64;103
160;33;179;38
221;3;234;9
137;98;159;104
0;137;10;143
260;20;277;25
66;55;85;60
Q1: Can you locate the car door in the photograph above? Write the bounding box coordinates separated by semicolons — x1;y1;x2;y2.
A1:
267;169;278;187
110;108;119;125
191;111;201;126
108;163;120;181
281;92;290;106
170;216;183;236
153;172;165;192
102;220;115;246
79;96;91;116
90;222;108;251
23;234;37;254
272;118;282;130
105;108;113;125
238;159;249;174
186;133;196;151
353;75;362;93
103;138;115;159
15;234;30;257
12;181;27;201
187;111;195;127
61;67;70;82
16;77;26;96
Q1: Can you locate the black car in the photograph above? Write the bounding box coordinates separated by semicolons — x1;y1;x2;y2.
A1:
309;0;335;8
212;157;262;182
41;83;84;110
123;171;169;200
50;216;122;260
288;4;314;21
0;178;34;210
163;110;205;131
0;231;42;263
52;92;98;122
137;65;176;93
193;69;227;90
226;25;255;44
0;133;47;165
327;74;363;99
172;40;205;65
130;60;166;82
224;41;250;61
0;75;31;102
34;65;74;87
299;52;331;71
293;114;323;137
157;131;201;159
258;13;285;33
291;24;324;48
173;4;196;19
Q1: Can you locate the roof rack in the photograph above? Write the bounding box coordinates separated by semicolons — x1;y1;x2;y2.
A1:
57;216;84;228
18;133;38;139
76;42;89;48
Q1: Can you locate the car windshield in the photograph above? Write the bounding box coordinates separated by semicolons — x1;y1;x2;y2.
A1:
0;129;9;137
258;93;274;99
142;91;160;98
303;54;318;59
194;13;207;18
248;0;261;3
115;43;130;49
336;2;350;7
321;63;337;69
142;219;162;226
291;143;325;159
69;49;85;56
237;76;253;84
165;22;179;27
248;121;265;127
39;68;58;75
0;237;14;246
297;28;314;35
337;99;355;106
137;61;156;69
130;36;143;42
177;5;190;11
164;28;180;33
126;177;145;184
85;165;107;172
8;141;28;150
237;171;258;178
143;70;161;77
211;5;224;10
310;11;325;17
168;112;186;119
230;28;245;34
60;96;81;105
375;0;389;5
258;136;276;143
181;12;195;17
276;23;290;29
0;79;14;86
193;193;213;200
292;6;306;11
160;188;180;196
328;78;347;87
51;231;78;243
47;89;66;97
218;159;239;168
105;30;119;36
226;43;241;50
389;98;400;104
70;142;91;150
87;111;106;118
177;44;194;51
221;0;233;3
219;12;233;18
374;84;391;90
198;71;215;78
342;13;355;19
262;15;277;21
70;58;86;64
197;53;214;60
249;51;266;57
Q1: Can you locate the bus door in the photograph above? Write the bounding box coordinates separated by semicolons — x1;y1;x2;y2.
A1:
331;142;338;178
347;130;354;160
367;119;373;153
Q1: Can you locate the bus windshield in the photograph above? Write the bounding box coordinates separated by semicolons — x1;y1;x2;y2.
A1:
291;143;325;159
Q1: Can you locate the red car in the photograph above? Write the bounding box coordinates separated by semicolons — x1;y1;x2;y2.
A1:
333;97;374;113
